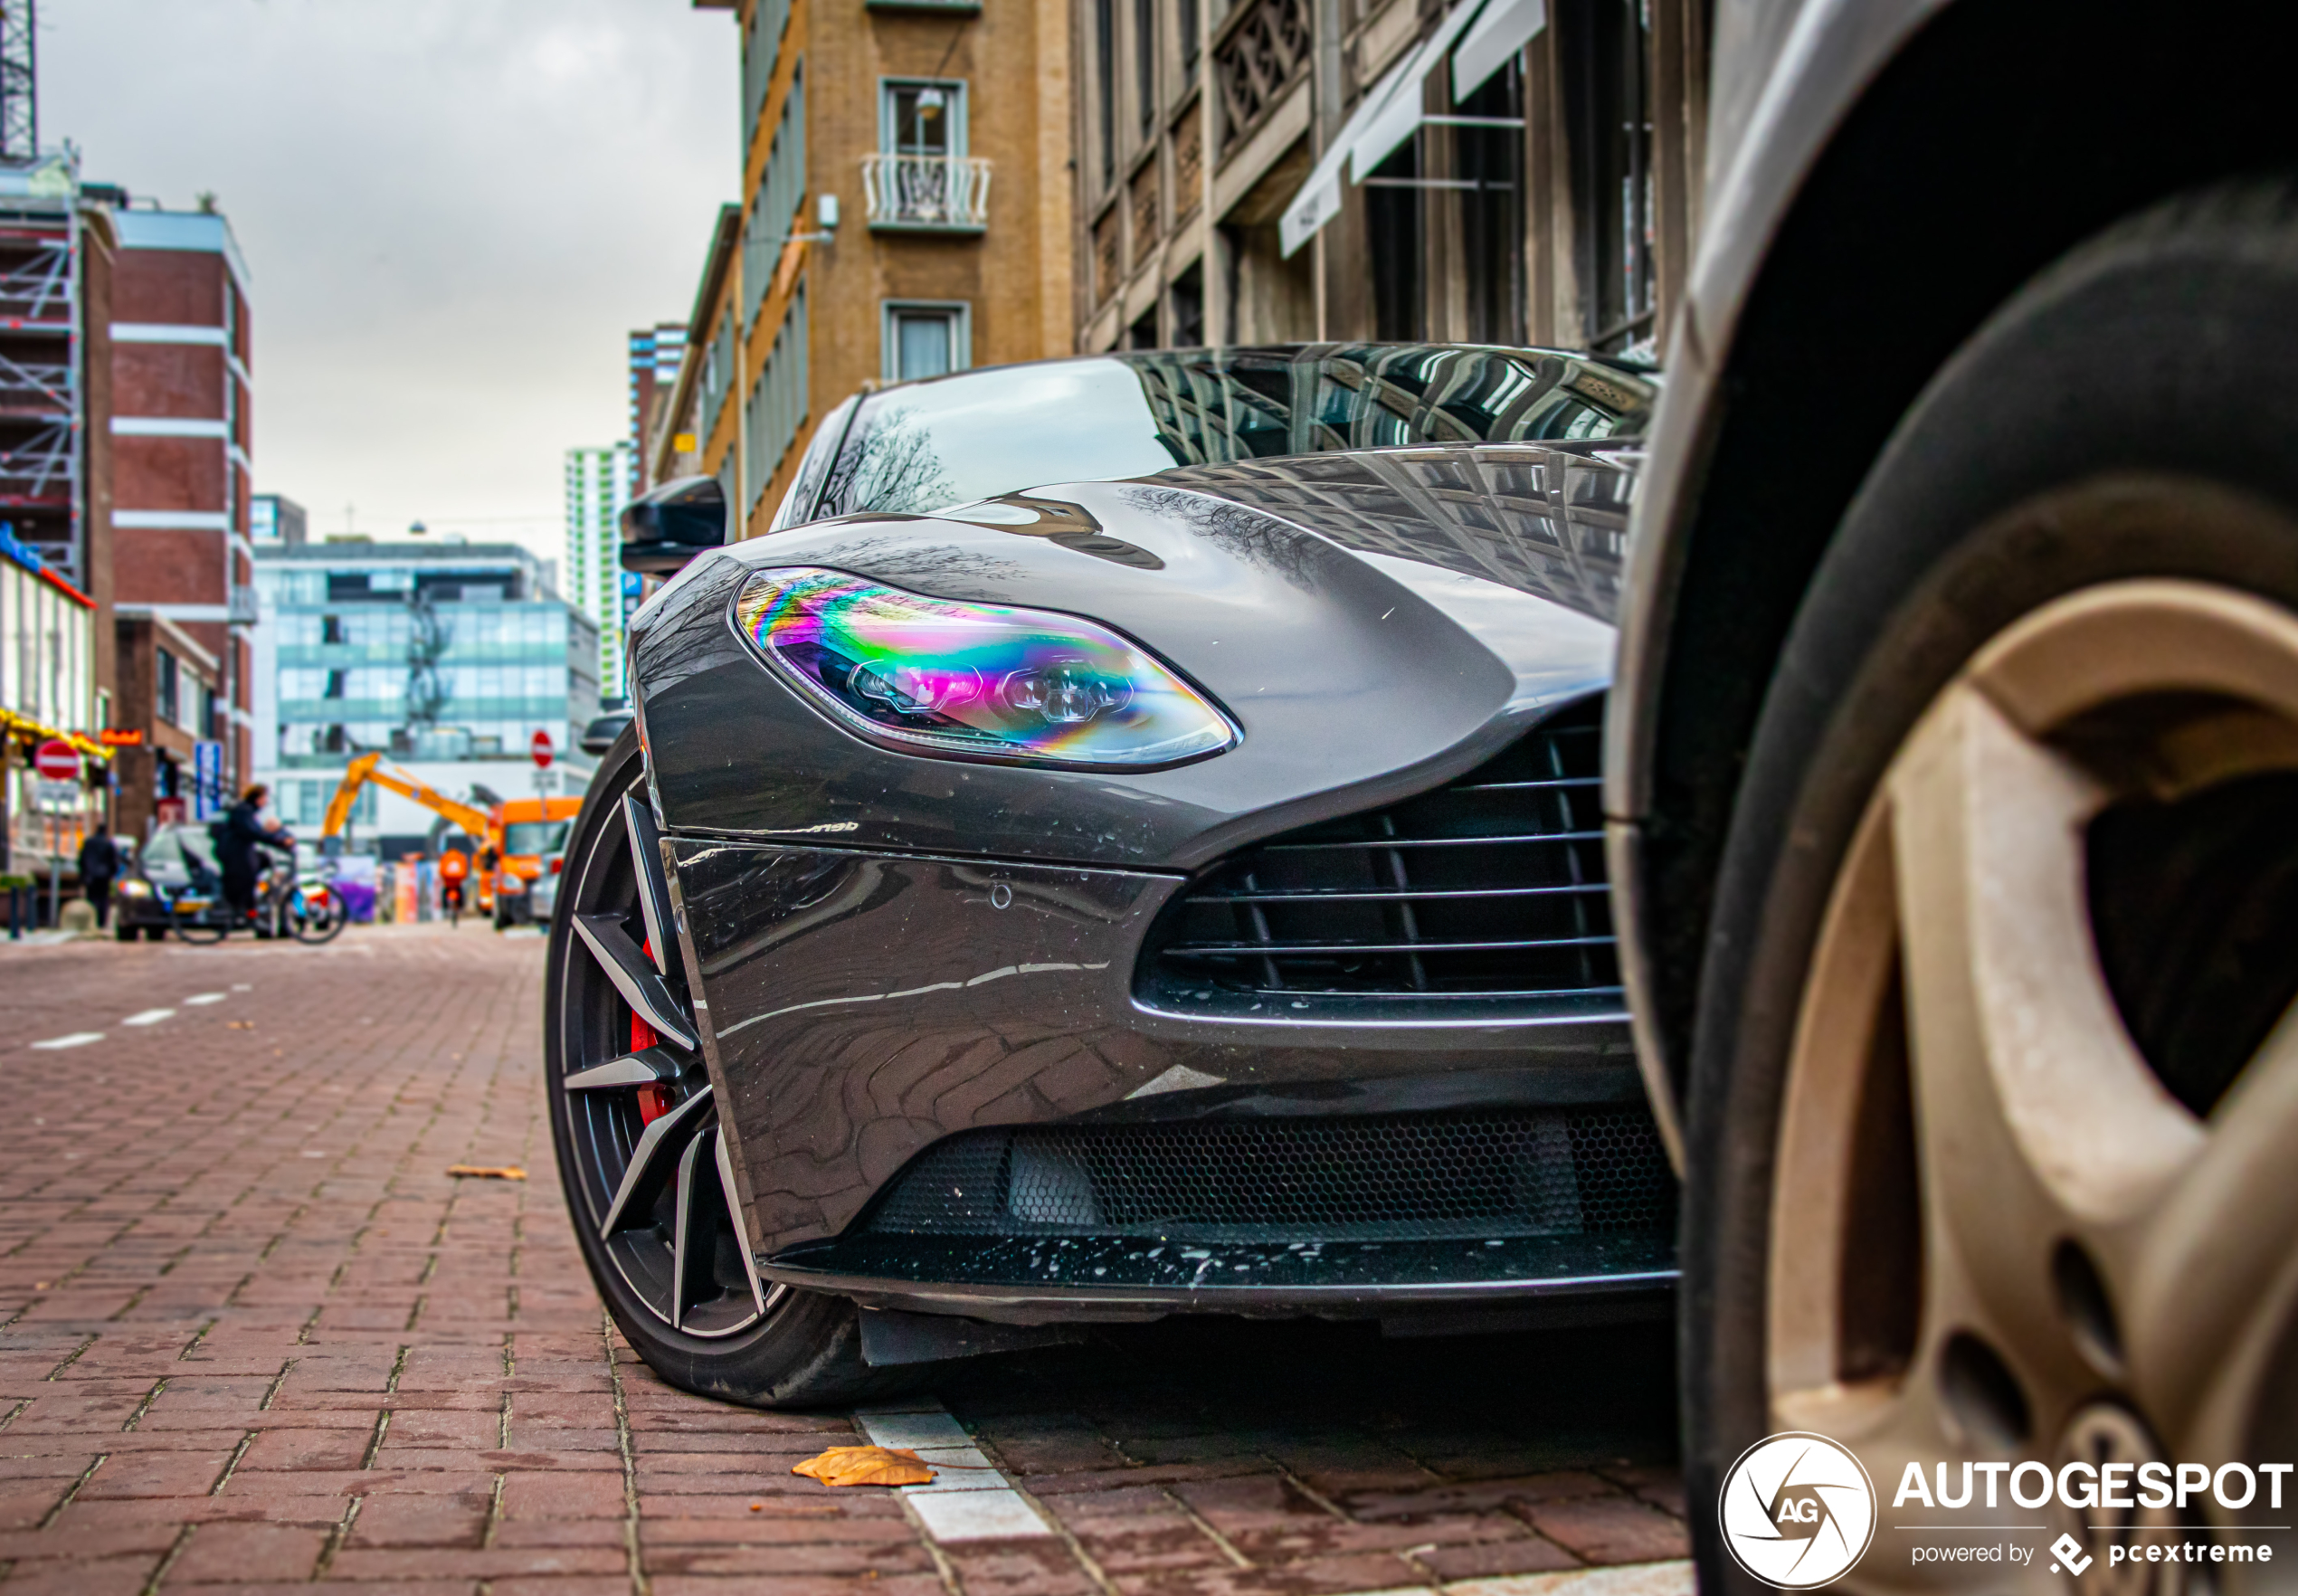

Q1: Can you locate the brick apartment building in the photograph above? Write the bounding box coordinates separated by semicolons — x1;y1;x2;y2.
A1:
104;205;254;836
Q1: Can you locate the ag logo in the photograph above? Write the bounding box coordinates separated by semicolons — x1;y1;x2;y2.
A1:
1718;1432;1877;1589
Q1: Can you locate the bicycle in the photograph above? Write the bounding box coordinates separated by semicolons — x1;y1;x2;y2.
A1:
173;849;348;945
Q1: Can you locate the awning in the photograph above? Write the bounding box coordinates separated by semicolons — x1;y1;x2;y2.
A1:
1451;0;1545;100
1277;0;1547;260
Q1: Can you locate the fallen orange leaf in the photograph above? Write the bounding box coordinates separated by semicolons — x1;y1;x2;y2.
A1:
792;1445;935;1487
446;1164;527;1181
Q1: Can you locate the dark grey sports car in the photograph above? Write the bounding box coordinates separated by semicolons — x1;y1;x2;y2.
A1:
547;343;1676;1405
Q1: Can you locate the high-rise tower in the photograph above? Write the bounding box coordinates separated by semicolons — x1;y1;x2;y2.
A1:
563;444;631;708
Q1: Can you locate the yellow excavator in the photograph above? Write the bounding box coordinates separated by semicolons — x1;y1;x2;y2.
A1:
321;752;497;917
319;752;581;927
320;752;495;848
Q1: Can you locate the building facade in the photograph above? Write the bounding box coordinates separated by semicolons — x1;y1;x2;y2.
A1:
649;0;1077;529
627;323;687;493
0;152;112;877
251;539;597;853
105;202;258;835
251;491;307;549
1070;0;1705;362
563;444;631;707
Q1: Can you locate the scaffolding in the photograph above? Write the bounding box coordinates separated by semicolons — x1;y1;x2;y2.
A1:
0;2;31;166
0;139;80;589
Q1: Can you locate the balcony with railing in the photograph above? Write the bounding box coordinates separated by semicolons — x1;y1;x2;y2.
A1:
862;154;992;233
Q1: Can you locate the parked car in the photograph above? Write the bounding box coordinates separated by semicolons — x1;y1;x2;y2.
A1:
1605;3;2298;1587
113;822;231;941
547;343;1669;1404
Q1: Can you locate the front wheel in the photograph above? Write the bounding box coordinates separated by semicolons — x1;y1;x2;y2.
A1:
291;885;348;945
1686;180;2298;1594
544;726;913;1407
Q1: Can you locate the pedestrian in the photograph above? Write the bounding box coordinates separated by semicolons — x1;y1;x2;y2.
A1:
215;784;275;927
78;824;119;928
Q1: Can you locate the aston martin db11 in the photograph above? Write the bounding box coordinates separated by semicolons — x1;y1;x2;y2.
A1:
547;343;1676;1405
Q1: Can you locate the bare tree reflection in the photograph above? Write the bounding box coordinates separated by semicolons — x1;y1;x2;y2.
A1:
815;405;960;518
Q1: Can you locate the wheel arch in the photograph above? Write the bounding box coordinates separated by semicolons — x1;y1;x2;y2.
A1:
1616;0;2298;1116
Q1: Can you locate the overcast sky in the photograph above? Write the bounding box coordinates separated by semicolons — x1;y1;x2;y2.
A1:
47;0;737;570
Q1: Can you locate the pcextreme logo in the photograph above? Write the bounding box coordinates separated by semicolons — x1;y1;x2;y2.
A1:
1718;1432;1878;1590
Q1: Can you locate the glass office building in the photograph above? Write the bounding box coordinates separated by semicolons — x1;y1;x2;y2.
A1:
251;540;597;847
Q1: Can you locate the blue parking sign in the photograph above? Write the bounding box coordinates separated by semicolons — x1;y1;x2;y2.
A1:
193;739;223;820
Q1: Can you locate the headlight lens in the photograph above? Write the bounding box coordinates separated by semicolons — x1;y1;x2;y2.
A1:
119;879;152;898
735;566;1238;770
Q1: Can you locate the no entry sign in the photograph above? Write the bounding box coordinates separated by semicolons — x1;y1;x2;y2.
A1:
32;739;78;781
530;730;555;770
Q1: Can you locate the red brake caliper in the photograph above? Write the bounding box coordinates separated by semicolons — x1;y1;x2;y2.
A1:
632;937;672;1124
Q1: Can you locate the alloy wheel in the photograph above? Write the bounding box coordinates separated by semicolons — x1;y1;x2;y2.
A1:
1770;580;2298;1582
558;781;780;1337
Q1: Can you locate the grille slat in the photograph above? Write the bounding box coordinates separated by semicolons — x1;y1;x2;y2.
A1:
862;1107;1676;1244
1192;883;1610;905
1165;935;1617;955
1258;831;1607;851
1141;698;1618;1011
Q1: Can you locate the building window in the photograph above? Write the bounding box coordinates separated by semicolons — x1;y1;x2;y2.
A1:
883;80;966;157
1458;62;1525;347
157;648;180;728
1367;143;1425;341
1126;306;1158;349
1562;0;1655;355
881;301;972;383
1180;0;1199;86
1135;0;1156;136
1097;0;1117;185
1169;264;1204;347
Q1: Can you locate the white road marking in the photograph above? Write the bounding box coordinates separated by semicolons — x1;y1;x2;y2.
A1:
1448;1565;1696;1596
856;1400;1052;1543
29;1033;103;1050
120;1009;176;1026
183;993;226;1006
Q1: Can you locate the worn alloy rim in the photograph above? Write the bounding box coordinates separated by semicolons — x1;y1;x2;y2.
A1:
560;779;781;1337
1769;579;2298;1583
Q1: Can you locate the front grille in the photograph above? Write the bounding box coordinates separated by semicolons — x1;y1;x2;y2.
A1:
861;1107;1675;1244
1142;697;1617;1009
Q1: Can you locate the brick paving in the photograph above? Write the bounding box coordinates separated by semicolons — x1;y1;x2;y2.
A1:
0;923;1689;1593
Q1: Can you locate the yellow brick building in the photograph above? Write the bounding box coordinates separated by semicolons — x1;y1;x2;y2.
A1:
653;0;1077;536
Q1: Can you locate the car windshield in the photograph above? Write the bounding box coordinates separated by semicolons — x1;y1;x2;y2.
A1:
808;344;1656;520
142;827;221;875
504;821;570;857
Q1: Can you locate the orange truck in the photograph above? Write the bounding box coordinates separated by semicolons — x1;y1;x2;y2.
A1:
319;753;582;930
486;795;582;929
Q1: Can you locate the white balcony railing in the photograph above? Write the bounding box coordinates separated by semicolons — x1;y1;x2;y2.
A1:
862;154;992;231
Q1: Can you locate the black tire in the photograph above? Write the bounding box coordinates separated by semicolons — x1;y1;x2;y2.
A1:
142;925;166;943
544;725;916;1408
291;885;348;945
114;921;136;943
1686;178;2298;1591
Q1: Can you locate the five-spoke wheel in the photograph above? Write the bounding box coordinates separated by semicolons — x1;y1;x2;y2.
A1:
545;724;907;1406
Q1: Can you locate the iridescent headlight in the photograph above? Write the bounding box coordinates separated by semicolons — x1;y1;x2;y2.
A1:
734;566;1239;769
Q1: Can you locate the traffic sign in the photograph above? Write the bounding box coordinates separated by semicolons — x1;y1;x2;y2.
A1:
32;738;77;781
530;730;555;770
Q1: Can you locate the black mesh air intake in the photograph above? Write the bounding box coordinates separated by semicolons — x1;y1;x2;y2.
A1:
1141;697;1616;1010
861;1107;1675;1244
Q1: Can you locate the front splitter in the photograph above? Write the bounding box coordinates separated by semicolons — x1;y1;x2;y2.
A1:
761;1230;1677;1325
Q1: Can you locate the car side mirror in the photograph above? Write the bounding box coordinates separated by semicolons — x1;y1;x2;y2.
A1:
621;475;727;575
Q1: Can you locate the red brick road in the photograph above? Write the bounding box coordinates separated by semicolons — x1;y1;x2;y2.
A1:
0;923;1688;1594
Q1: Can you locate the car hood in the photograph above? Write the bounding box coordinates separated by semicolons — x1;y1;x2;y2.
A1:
629;441;1634;869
